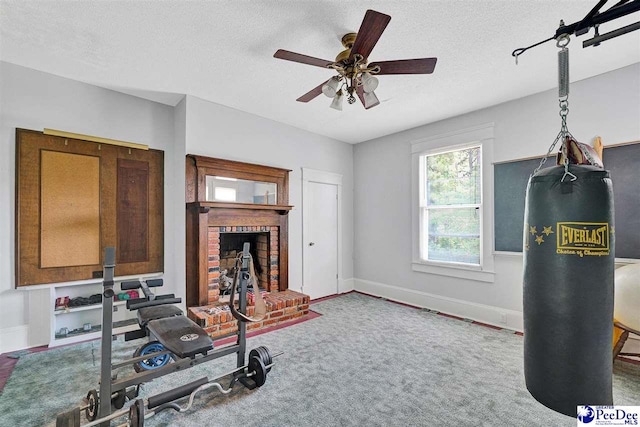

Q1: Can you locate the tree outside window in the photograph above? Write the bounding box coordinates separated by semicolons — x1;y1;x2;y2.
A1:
421;145;481;265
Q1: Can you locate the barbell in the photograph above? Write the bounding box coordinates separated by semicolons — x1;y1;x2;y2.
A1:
56;346;280;427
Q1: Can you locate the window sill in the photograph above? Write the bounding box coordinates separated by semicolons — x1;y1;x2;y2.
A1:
411;261;495;283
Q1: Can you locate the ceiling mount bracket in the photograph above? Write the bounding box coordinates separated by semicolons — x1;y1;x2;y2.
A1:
511;0;640;63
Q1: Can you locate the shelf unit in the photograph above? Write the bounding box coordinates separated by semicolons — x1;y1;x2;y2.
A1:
49;273;162;347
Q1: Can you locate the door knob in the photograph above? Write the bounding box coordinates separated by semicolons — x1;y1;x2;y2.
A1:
309;242;315;246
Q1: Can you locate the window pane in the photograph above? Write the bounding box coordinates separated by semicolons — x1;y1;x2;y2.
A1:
426;147;481;206
425;207;480;264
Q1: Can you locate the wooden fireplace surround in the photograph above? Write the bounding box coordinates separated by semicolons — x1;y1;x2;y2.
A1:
185;155;292;307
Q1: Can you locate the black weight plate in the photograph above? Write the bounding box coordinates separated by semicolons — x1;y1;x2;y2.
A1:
129;399;145;427
86;389;98;422
248;356;267;387
112;389;126;409
251;347;267;374
256;346;272;373
259;346;272;372
248;348;260;364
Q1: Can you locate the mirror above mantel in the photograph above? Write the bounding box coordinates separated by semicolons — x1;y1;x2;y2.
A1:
206;175;277;204
185;155;293;307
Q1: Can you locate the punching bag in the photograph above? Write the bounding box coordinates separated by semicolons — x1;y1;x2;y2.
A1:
523;164;614;417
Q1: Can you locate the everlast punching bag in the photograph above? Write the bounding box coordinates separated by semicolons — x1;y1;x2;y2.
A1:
523;164;614;417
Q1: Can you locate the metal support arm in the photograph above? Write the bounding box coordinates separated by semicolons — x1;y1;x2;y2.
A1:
512;0;640;60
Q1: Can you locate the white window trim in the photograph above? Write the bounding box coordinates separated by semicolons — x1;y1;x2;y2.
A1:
411;123;495;283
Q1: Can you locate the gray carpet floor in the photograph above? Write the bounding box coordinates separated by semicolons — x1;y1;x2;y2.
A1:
0;293;638;426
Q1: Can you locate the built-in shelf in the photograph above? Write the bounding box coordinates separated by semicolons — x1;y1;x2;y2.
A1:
190;201;293;215
48;278;153;347
54;300;127;315
53;319;139;346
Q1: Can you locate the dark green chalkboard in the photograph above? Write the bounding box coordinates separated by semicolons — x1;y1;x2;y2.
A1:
493;142;640;259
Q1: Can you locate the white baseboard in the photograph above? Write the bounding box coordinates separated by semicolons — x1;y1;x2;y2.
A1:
338;278;355;294
354;278;523;332
0;325;30;354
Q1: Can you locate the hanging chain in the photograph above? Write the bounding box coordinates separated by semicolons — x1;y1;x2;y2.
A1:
532;32;575;182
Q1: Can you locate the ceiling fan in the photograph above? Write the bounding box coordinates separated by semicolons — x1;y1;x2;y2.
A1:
273;9;437;110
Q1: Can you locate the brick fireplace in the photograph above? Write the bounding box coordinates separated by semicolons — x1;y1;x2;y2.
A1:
185;155;309;338
207;226;279;304
185;155;295;304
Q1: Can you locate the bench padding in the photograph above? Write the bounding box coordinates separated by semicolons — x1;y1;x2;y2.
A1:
137;305;183;329
146;316;213;359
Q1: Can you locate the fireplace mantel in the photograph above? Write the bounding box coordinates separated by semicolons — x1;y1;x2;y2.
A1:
188;201;293;215
185;155;292;307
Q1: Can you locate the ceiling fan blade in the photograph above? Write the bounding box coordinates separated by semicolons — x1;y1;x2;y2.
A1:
274;49;333;68
369;58;438;75
356;86;380;109
296;80;330;103
349;10;391;61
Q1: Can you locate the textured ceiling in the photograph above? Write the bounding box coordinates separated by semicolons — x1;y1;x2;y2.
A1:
1;1;639;144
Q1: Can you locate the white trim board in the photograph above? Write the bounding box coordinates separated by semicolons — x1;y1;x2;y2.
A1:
410;122;496;282
354;278;523;332
0;325;30;354
338;278;355;294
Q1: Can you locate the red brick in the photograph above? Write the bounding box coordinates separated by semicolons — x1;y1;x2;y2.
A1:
220;321;237;330
270;310;283;318
299;304;309;311
263;319;278;326
248;322;263;330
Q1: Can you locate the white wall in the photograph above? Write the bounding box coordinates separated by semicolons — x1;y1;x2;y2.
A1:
0;61;177;352
0;64;353;353
2;59;636;352
184;95;355;293
353;63;640;331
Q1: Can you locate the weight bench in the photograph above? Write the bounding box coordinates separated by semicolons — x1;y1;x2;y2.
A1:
56;244;279;427
122;279;185;342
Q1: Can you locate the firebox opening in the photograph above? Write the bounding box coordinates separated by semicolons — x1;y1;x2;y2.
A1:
219;232;269;292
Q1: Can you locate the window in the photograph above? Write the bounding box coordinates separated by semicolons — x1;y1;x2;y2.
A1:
420;145;481;265
410;123;494;282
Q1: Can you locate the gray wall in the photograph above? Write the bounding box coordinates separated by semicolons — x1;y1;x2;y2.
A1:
184;95;355;294
0;63;353;352
1;59;637;352
353;63;640;330
0;61;176;351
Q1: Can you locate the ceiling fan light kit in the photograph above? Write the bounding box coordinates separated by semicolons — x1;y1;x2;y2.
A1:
322;77;341;98
330;90;344;111
274;9;437;111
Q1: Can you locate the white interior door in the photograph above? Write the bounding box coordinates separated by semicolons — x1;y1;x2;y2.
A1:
303;181;338;300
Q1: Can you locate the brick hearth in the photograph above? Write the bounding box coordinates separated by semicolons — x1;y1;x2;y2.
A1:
188;289;310;339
